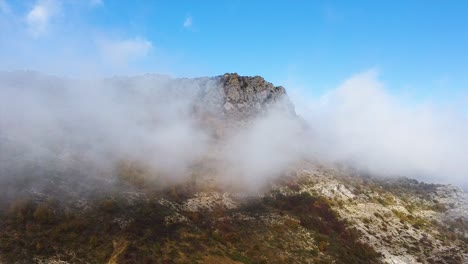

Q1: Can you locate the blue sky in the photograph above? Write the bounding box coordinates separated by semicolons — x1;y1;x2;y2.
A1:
1;0;468;102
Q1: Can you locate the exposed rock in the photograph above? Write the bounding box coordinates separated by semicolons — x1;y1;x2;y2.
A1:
432;185;468;221
305;180;355;200
218;73;295;119
164;212;189;225
182;192;237;212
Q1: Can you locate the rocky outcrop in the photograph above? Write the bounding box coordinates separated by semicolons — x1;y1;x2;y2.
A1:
218;73;295;119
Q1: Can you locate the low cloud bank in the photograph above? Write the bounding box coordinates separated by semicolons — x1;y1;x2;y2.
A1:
0;73;217;186
295;70;468;188
0;70;467;193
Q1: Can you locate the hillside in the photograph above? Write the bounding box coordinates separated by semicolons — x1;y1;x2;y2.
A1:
0;73;466;264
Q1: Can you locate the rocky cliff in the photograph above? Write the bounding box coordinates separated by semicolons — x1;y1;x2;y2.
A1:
218;73;295;119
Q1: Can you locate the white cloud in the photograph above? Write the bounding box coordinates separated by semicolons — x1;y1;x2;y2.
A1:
298;70;468;187
26;0;61;37
97;37;153;66
183;15;192;28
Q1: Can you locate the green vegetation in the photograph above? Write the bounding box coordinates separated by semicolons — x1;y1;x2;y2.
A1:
391;209;429;230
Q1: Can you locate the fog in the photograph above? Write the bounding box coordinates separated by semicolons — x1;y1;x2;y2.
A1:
221;106;306;189
0;71;306;192
295;70;468;188
0;70;467;193
0;72;220;187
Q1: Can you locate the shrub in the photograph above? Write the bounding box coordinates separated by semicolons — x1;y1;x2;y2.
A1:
264;193;381;263
33;203;55;224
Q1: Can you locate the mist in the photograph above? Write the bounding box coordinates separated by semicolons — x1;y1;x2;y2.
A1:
294;70;468;189
221;106;306;189
1;70;467;194
0;72;220;188
0;71;306;193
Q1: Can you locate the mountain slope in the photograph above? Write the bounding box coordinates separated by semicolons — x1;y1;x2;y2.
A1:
0;73;466;264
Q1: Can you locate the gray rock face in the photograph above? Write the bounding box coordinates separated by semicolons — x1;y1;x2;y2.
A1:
217;73;295;119
432;185;468;221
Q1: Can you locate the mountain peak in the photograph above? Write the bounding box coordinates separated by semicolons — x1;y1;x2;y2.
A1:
216;73;295;119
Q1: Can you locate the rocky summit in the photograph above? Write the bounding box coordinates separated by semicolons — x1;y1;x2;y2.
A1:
0;73;466;264
219;73;295;118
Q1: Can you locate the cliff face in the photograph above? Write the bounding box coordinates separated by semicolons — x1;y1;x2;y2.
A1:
218;73;295;118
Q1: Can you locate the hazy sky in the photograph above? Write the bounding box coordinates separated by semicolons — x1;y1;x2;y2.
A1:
1;0;468;105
